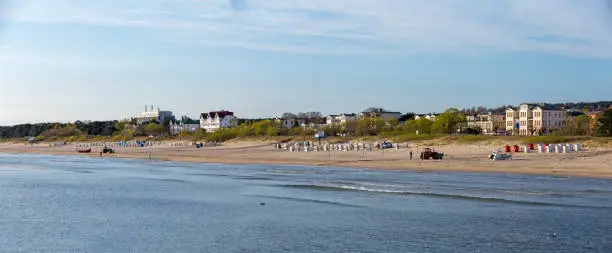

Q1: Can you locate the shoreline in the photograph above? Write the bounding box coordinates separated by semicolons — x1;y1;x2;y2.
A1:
1;141;612;179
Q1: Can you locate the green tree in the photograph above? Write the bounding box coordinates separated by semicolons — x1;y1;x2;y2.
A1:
383;118;399;133
355;119;370;136
253;120;273;136
403;118;433;135
558;115;590;136
236;125;254;137
432;108;466;134
144;123;165;136
343;120;358;136
398;112;416;122
193;129;207;139
40;124;83;138
597;110;612;136
266;127;280;136
323;124;342;137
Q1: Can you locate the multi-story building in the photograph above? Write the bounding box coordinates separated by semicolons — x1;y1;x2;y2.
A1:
134;105;175;125
466;111;506;135
532;105;566;135
200;110;237;132
505;106;519;134
506;104;566;135
326;113;357;125
169;117;200;135
276;117;306;129
518;104;535;136
359;107;402;120
169;121;200;135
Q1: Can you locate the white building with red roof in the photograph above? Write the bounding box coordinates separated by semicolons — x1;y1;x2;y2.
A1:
199;110;237;132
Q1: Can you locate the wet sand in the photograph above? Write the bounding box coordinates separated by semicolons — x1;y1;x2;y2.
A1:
1;141;611;179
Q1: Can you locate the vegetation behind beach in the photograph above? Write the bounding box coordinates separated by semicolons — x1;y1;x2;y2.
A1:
2;109;611;146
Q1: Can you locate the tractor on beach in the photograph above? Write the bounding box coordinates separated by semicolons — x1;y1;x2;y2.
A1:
420;148;444;160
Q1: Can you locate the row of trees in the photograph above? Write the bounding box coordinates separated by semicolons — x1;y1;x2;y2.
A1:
0;119;171;140
551;110;612;137
3;109;612;142
281;112;323;119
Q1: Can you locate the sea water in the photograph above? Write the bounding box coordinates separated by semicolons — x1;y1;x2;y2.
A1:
0;153;610;252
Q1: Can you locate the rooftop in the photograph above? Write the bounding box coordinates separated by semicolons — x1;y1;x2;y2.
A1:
201;110;234;119
362;107;401;114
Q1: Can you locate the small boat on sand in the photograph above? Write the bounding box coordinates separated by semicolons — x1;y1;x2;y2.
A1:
77;148;92;153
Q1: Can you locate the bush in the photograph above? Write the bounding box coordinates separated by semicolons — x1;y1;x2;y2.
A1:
41;125;83;138
206;128;237;142
266;127;280;137
178;131;193;137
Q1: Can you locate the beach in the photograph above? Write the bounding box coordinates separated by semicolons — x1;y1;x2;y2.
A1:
1;140;611;179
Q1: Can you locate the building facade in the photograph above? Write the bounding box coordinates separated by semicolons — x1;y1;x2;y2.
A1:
518;104;535;136
532;105;565;135
200;111;237;132
169;121;200;135
466;111;505;135
505;107;519;134
414;114;438;121
359;107;402;120
506;104;566;135
134;105;174;125
326;113;357;125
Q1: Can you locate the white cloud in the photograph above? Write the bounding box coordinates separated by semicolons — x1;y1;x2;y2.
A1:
5;0;612;57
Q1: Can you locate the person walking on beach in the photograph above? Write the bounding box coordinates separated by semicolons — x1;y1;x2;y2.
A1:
409;151;413;160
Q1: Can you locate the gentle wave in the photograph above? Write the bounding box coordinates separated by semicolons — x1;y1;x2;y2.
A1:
277;184;608;209
327;181;577;197
248;195;362;208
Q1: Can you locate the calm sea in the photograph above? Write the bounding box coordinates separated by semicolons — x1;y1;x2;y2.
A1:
0;153;611;252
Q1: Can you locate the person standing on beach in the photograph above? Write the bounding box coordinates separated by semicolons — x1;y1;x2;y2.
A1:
410;151;413;160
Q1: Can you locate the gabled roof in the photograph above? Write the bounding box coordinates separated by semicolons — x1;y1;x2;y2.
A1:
533;104;558;110
362;107;401;114
201;111;234;119
329;113;356;117
520;103;539;109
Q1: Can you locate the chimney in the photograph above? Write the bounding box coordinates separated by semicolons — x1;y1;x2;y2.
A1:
145;105;147;112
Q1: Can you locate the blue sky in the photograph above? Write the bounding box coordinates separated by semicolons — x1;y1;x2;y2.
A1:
1;0;612;125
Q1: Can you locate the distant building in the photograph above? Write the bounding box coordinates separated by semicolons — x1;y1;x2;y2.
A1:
200;111;237;132
134;105;175;125
359;107;402;120
169;117;200;135
414;114;438;122
276;117;326;129
505;106;519;134
466;110;505;135
275;118;302;129
506;103;566;136
532;105;566;135
326;113;357;125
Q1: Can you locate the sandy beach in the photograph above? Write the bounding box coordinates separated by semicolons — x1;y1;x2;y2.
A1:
1;140;611;179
